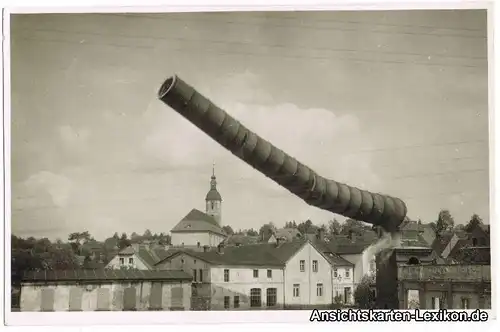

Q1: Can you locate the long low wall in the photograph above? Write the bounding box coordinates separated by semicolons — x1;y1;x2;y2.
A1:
398;264;491;282
20;281;191;311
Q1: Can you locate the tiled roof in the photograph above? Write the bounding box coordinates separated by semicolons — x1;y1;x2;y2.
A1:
431;232;454;255
324;233;378;254
311;240;354;266
118;246;135;255
225;234;260;246
171;208;226;236
274;228;303;242
21;269;192;282
168;239;308;267
137;247;180;269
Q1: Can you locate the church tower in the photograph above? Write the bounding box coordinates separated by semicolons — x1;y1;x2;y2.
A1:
205;162;222;225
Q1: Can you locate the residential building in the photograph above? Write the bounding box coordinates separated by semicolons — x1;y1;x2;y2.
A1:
156;238;339;310
106;243;176;270
20;269;192;311
265;228;302;243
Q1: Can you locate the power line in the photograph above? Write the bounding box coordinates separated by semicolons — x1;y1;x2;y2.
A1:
14;27;488;61
343;139;487;155
125;12;485;33
15;36;486;69
102;13;487;39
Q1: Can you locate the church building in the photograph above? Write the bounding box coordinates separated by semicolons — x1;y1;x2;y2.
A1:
170;164;227;248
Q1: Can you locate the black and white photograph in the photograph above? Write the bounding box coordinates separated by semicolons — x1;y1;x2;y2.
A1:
2;1;497;326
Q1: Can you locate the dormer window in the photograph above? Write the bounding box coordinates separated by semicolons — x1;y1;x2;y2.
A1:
186;225;191;229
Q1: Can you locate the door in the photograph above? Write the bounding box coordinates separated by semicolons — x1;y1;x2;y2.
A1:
40;288;55;312
123;287;137;311
69;287;83;311
149;282;163;310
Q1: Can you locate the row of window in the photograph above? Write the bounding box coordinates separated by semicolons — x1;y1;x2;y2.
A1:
223;269;273;282
292;283;324;297
223;288;278;309
192;269;204;283
119;257;134;265
333;267;350;278
222;266;351;282
299;260;319;272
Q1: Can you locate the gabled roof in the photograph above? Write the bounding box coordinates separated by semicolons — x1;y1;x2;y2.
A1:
160;239;309;267
311;240;354;267
116;246;180;269
274;228;303;241
431;232;455;255
171;208;226;236
225;234;260;246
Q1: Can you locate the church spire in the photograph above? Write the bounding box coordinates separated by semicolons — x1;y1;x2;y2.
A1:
210;161;217;190
205;161;222;224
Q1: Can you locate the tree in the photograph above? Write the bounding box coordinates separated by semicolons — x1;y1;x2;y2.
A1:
118;233;131;250
222;225;234;235
353;275;376;309
143;229;153;239
328;219;342;237
465;214;483;233
68;232;91;254
341;219;366;237
246;229;258;236
259;223;277;240
436;210;455;235
297;219;317;235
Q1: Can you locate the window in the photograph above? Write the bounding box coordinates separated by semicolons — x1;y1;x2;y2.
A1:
472;238;478;246
300;260;305;272
431;297;441;309
197;242;201;247
267;269;272;278
234;296;240;308
333;267;338;277
266;288;277;307
312;260;318;273
119;257;124;265
199;269;203;283
461;298;470;309
250;288;262;307
345;269;350;278
224;269;230;282
317;283;323;297
129;257;133;264
293;284;300;297
224;296;230;309
253;269;259;278
211;201;214;209
193;269;197;282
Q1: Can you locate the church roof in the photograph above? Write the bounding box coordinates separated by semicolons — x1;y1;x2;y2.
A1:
205;188;222;201
171;208;226;237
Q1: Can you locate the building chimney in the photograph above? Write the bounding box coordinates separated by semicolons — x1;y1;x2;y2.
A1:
203;245;209;253
217;243;224;254
316;228;325;241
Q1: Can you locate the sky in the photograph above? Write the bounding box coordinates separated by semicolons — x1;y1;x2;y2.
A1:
9;10;490;241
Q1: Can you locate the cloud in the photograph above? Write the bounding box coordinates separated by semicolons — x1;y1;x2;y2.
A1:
58;125;90;153
24;171;73;208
